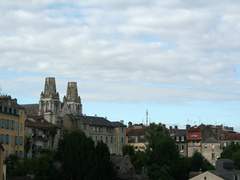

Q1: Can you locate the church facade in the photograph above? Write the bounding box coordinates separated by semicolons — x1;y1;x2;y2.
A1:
23;77;83;118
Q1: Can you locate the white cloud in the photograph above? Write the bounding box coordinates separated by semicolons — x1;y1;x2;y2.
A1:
1;0;240;105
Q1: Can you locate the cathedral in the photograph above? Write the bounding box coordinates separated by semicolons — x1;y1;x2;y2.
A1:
22;77;82;118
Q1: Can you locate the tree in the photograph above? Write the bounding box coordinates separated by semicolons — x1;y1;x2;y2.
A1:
221;141;240;169
190;151;214;172
122;144;135;157
56;130;116;180
94;141;116;180
49;126;58;150
145;123;164;152
221;141;240;160
24;136;32;158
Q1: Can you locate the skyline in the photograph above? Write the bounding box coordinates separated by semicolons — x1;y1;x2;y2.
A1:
1;1;240;131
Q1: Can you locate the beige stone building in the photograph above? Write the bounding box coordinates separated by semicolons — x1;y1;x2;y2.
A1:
201;137;222;166
61;114;126;155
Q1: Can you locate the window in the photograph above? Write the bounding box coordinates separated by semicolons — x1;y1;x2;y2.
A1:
12;120;15;131
19;151;23;159
181;136;184;141
212;144;215;150
100;136;103;141
6;134;9;145
212;153;215;160
190;133;198;137
11;135;13;146
20;122;23;132
6;150;9;157
15;136;18;146
99;127;103;132
121;137;124;143
16;121;19;131
176;136;179;141
111;137;113;143
15;150;18;156
192;148;196;154
135;136;138;143
84;124;87;130
181;145;184;151
1;134;4;144
106;136;108;143
6;119;9;130
122;127;123;133
205;145;208;150
95;136;98;142
1;119;4;129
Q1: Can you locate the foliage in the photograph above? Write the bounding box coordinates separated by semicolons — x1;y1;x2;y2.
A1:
56;130;116;180
221;141;240;169
131;150;146;174
49;125;58;149
122;144;135;157
5;154;20;175
189;151;215;172
24;136;32;158
145;123;164;152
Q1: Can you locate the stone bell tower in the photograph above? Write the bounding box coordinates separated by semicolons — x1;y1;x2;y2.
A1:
39;77;61;116
62;82;82;115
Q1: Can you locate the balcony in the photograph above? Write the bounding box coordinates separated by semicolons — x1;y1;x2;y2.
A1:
188;143;201;147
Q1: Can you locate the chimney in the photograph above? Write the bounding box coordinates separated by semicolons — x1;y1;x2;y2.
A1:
128;121;132;129
120;120;124;124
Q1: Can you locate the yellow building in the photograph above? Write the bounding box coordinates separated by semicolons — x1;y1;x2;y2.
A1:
0;95;25;158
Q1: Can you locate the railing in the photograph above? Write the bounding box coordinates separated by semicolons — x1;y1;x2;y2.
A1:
188;143;201;147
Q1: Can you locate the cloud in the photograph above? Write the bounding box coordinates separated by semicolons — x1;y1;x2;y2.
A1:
1;0;240;104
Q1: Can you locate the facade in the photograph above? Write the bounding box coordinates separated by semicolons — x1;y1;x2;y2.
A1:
22;77;83;118
201;137;222;166
0;95;25;159
126;122;147;151
171;129;188;157
61;114;126;155
24;115;61;158
220;133;240;148
187;124;213;157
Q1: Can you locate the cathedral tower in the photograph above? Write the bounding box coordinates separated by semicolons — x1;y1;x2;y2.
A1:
62;82;82;115
39;77;61;116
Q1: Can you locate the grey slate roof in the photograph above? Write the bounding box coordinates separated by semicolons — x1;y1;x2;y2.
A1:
21;104;39;115
203;136;219;143
65;114;126;127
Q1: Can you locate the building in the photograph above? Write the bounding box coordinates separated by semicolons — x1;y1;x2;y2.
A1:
189;159;240;180
22;77;82;118
111;155;148;180
0;95;25;159
201;137;222;166
187;124;213;157
170;126;188;157
126;122;147;151
61;114;126;155
220;133;240;148
24;115;61;158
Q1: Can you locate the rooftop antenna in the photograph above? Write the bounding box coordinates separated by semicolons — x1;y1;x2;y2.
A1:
146;109;148;126
0;85;2;95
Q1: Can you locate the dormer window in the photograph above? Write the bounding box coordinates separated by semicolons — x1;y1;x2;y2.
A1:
176;136;179;141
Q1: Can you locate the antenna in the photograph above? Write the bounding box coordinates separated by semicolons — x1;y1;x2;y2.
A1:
146;109;148;126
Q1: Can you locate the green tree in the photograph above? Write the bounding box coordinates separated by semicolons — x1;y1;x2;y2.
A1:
190;151;214;172
145;123;164;152
221;141;240;160
49;126;58;150
56;130;116;180
94;141;116;180
122;144;135;157
24;136;32;158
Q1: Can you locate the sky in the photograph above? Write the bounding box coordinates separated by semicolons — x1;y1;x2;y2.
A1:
1;0;240;131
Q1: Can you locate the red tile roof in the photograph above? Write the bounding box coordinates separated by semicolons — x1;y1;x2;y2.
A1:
25;115;57;128
221;133;240;141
